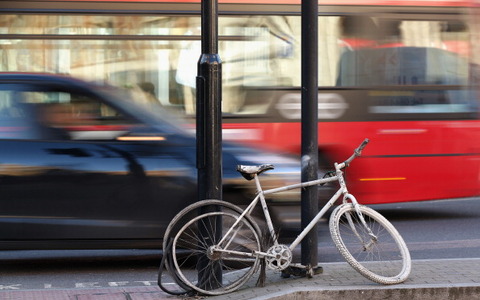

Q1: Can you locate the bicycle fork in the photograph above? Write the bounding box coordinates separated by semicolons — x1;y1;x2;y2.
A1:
337;162;378;250
343;194;378;251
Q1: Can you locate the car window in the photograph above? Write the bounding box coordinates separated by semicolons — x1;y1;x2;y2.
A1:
0;89;36;139
20;90;139;141
0;90;22;120
0;83;142;141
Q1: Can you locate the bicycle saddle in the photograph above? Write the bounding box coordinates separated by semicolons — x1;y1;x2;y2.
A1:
236;164;275;180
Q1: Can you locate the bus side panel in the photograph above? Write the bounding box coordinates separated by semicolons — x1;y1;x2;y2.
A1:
223;119;480;204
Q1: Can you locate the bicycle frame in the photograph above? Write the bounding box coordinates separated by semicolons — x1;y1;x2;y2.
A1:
215;160;358;262
215;139;371;265
262;161;359;251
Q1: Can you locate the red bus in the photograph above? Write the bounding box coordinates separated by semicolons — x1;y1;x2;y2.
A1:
1;0;479;204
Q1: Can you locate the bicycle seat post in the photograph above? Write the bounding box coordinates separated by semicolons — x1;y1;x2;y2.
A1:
252;173;279;245
253;174;263;195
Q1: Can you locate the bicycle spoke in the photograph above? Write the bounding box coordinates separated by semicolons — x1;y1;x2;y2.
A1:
171;211;262;295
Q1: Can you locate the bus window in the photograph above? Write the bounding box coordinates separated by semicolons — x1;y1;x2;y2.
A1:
336;46;475;115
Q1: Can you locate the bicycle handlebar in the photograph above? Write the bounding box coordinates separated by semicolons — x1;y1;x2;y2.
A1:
341;138;370;168
356;138;370;154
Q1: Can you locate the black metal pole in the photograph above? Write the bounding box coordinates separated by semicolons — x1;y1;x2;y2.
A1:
301;0;320;273
196;0;222;289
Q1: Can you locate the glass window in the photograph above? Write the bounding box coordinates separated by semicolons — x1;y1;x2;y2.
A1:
0;89;33;139
15;90;137;141
1;15;195;36
0;13;473;117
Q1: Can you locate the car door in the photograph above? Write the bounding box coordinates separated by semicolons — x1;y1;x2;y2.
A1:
0;81;195;246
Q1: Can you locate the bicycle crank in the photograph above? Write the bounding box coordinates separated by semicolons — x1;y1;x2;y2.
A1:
265;244;292;270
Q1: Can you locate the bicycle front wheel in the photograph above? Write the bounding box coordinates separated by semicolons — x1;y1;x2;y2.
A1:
330;203;411;284
172;211;262;295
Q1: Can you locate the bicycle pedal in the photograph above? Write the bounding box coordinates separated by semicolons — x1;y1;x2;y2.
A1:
280;266;307;278
280;271;291;278
311;266;323;276
281;265;323;278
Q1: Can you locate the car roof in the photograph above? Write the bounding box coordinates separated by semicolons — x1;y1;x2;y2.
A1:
0;72;88;81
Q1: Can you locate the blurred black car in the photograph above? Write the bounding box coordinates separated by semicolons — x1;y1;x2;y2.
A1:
0;72;302;250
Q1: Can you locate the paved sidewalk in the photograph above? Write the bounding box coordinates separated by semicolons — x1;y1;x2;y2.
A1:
1;258;480;300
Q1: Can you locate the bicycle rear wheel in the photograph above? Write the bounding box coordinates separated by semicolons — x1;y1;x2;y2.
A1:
329;203;411;284
172;211;262;295
159;200;250;295
163;199;251;251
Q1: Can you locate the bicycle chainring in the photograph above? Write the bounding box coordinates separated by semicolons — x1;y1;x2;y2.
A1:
265;244;292;271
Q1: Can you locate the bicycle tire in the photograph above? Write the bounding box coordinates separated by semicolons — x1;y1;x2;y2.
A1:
329;203;411;284
159;200;257;295
157;236;193;295
172;211;262;295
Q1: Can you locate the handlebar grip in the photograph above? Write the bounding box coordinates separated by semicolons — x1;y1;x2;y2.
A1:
356;138;370;155
342;138;370;167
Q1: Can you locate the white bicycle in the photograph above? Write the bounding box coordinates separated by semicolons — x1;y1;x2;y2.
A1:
158;139;411;295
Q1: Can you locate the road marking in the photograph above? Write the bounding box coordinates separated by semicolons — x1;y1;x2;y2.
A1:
134;281;155;286
75;282;101;288
0;284;21;290
0;280;159;291
108;281;129;287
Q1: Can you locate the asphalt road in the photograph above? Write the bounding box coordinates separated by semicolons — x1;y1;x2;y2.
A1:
372;197;480;259
1;197;479;291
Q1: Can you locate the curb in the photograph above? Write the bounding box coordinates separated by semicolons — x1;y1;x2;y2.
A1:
260;285;480;300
